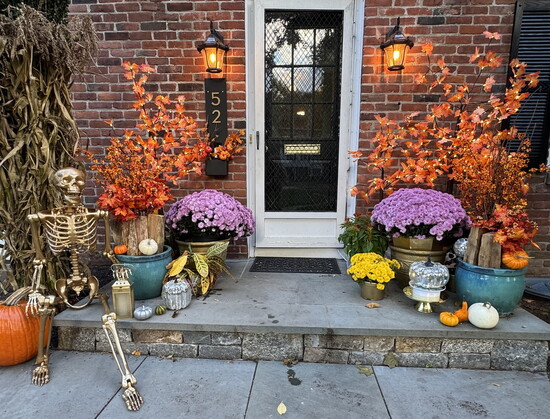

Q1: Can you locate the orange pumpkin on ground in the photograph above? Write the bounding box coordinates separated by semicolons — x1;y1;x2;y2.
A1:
439;312;459;327
0;301;47;366
114;244;128;255
453;301;469;323
502;250;530;270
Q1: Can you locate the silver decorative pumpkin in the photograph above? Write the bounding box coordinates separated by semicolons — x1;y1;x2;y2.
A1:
409;256;450;289
162;279;192;310
409;256;449;301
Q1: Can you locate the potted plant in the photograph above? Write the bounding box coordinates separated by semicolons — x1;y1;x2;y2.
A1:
338;214;389;259
347;252;400;301
371;188;470;288
205;131;245;176
165;189;255;258
351;31;546;313
85;62;211;298
163;241;231;298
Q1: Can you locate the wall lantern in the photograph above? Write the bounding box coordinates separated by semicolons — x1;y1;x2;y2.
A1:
197;21;230;74
380;17;414;71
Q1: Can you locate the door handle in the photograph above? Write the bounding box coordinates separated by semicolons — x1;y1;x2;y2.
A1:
256;131;260;150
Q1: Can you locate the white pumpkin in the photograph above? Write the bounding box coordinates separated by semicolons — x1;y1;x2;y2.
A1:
138;239;158;255
468;302;499;329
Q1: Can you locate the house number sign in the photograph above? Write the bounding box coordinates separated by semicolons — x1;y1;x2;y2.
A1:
204;78;228;144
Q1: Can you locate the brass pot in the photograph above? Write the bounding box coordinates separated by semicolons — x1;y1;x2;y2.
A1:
360;282;385;301
391;237;448;289
175;239;230;260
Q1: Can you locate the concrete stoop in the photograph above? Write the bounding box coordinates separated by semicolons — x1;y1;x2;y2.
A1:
53;260;550;373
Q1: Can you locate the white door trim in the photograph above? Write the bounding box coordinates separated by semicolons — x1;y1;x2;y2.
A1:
245;0;364;257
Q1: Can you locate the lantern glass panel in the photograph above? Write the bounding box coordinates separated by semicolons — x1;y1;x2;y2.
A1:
384;43;408;71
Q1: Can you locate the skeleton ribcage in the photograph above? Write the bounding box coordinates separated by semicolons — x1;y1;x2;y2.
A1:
40;210;99;255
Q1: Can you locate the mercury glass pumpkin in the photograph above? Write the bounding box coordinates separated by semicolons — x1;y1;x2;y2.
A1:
133;305;153;320
453;238;468;259
162;279;192;310
409;256;450;290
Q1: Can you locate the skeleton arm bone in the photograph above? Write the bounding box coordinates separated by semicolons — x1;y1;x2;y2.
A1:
100;210;119;264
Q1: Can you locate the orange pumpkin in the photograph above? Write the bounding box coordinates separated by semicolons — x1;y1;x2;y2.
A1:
0;301;42;366
502;249;529;270
453;301;469;323
114;244;128;255
439;312;459;327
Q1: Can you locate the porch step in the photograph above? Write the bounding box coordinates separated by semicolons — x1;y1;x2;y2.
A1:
53;260;550;372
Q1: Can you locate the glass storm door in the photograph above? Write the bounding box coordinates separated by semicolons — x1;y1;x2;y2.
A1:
251;1;357;255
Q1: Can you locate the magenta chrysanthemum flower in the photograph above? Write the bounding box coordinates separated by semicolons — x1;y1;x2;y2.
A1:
165;189;255;241
371;188;470;241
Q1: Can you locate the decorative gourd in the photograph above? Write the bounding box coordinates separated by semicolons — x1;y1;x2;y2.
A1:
155;304;167;315
0;301;43;366
502;250;529;270
468;302;499;329
138;239;158;256
114;244;128;255
453;301;469;323
439;312;459;327
162;279;192;310
133;305;153;320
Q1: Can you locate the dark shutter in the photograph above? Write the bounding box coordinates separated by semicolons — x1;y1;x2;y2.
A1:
508;0;550;167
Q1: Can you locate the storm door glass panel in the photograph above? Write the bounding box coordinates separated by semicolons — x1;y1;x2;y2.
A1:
265;11;343;212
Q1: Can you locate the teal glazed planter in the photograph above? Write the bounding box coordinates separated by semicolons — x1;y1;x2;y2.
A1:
116;246;172;300
454;259;526;316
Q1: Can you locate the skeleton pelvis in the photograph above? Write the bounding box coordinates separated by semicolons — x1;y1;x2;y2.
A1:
55;275;99;310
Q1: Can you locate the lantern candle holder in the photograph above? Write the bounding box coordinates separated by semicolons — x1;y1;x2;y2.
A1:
404;256;450;313
111;264;135;319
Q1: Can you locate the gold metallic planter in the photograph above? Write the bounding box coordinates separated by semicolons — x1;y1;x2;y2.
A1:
176;239;230;260
360;282;385;301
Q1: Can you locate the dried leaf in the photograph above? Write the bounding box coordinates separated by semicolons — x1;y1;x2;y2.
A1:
383;352;398;368
277;402;287;415
283;359;296;367
171;310;180;318
356;365;373;376
131;350;141;356
491;383;501;387
365;303;381;309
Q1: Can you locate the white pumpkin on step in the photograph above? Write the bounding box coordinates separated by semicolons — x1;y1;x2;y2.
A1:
468;302;499;329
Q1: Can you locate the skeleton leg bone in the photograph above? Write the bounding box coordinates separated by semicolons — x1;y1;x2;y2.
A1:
98;293;143;411
32;295;56;386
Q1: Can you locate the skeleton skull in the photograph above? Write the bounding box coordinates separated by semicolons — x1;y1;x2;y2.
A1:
53;168;85;206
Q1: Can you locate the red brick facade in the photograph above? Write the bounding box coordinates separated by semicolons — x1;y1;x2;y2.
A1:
69;0;549;275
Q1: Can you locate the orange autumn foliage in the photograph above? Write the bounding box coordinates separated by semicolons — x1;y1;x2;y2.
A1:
86;62;211;221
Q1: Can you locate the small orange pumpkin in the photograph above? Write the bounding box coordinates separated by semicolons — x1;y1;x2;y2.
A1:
114;244;128;255
0;301;42;366
453;301;469;323
502;250;529;270
439;312;459;327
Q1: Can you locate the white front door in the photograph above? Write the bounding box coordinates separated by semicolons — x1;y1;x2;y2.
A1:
246;0;363;257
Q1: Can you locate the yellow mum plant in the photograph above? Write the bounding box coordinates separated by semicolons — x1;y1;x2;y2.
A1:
347;253;400;290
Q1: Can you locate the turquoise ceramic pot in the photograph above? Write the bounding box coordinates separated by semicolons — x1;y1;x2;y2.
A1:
454;259;526;316
116;246;172;300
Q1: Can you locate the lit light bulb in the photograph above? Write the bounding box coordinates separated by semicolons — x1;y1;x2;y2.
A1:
209;53;217;65
393;50;400;62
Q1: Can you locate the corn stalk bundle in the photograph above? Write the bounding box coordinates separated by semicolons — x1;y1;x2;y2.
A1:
0;5;97;292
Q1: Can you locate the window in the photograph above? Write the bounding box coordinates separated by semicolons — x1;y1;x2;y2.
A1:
508;0;550;167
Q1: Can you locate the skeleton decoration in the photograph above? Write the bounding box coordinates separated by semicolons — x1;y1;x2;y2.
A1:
27;168;143;411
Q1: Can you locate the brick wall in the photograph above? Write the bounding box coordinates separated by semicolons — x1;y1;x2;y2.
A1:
70;0;549;272
69;0;248;257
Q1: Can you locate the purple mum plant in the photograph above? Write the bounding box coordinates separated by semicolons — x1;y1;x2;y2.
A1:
371;188;471;241
165;189;255;241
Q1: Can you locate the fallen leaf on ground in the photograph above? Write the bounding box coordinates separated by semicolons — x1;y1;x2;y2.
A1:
283;358;296;367
131;350;141;356
172;310;180;318
356;365;373;376
383;352;398;368
491;383;501;387
365;303;381;309
277;402;287;415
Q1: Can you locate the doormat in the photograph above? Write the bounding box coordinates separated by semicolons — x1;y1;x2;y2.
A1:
249;257;341;274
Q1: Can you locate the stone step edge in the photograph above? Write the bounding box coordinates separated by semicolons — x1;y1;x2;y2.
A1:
55;326;549;373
